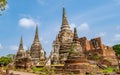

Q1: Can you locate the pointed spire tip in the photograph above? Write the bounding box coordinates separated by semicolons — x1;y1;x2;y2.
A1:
33;25;39;43
18;36;24;51
61;7;70;30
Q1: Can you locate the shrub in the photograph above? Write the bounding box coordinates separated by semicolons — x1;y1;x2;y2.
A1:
103;67;114;73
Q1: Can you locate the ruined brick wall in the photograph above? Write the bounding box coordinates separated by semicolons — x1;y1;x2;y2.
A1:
79;37;91;51
79;37;115;57
102;46;116;57
90;37;103;50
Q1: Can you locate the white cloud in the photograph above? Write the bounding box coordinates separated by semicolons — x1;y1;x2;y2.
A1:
77;22;90;32
70;23;76;30
0;43;3;50
97;32;106;37
19;18;36;28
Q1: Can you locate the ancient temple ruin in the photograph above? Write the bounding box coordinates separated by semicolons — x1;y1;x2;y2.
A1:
14;7;117;74
51;8;74;64
50;7;117;74
30;25;46;65
15;37;32;69
15;26;46;69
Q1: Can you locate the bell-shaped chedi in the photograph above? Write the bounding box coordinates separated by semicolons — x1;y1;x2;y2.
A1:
66;28;86;62
58;7;73;44
15;36;26;69
16;36;25;59
64;28;96;74
30;25;44;61
56;7;74;64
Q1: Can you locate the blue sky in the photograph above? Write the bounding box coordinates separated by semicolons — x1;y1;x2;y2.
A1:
0;0;120;56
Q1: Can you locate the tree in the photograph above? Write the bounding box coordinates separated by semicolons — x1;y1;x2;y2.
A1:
0;56;12;66
113;44;120;70
0;0;7;15
113;44;120;55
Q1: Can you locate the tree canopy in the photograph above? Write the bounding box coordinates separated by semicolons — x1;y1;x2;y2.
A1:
0;0;7;10
113;44;120;55
0;0;7;15
0;56;12;66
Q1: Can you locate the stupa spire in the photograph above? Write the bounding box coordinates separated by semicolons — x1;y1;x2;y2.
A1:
18;36;24;51
61;7;70;31
33;25;39;43
73;28;79;42
74;28;78;38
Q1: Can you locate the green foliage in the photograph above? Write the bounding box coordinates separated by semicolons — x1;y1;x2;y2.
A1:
113;44;120;70
32;67;48;74
68;44;80;57
32;67;55;75
69;49;79;55
0;0;7;15
88;54;100;60
102;67;114;73
0;56;12;66
0;0;7;10
113;44;120;55
32;67;46;72
93;55;100;60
